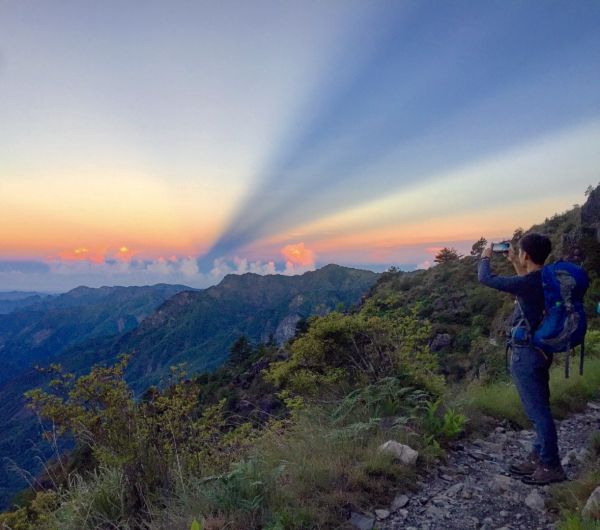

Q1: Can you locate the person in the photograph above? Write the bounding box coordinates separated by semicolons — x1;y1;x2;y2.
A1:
477;232;567;485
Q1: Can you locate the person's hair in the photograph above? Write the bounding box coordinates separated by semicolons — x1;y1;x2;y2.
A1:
519;233;552;265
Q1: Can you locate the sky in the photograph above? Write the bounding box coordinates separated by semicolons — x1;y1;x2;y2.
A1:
1;0;600;292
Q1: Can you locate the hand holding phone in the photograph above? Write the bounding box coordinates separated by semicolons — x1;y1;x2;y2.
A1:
492;241;510;253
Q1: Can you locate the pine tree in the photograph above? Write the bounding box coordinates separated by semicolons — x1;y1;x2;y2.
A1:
470;237;487;256
434;247;461;263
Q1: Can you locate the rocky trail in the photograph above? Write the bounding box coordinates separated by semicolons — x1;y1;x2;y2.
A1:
353;400;600;530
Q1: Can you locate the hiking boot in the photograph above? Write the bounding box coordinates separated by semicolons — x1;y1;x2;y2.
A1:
521;462;567;485
509;450;540;476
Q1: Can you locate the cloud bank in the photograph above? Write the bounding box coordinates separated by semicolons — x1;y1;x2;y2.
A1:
0;243;319;293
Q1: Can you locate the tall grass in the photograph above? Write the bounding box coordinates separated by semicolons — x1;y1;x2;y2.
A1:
455;355;600;429
147;399;436;530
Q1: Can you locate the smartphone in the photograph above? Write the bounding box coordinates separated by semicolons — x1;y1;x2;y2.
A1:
492;241;510;253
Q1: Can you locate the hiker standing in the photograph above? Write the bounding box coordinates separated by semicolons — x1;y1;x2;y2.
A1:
477;233;567;485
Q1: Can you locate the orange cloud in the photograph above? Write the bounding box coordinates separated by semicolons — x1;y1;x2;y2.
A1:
58;247;105;264
280;242;316;266
425;246;445;254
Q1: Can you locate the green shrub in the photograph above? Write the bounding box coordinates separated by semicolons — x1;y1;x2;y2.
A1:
331;377;430;423
265;309;443;399
417;399;468;443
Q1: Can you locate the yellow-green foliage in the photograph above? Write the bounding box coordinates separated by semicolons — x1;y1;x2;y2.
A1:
0;491;58;530
459;355;600;428
587;330;600;356
19;357;260;529
265;308;443;398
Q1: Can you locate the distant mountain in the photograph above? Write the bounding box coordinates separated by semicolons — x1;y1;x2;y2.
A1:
119;263;380;388
0;265;379;509
0;283;193;377
0;291;54;315
0;283;193;509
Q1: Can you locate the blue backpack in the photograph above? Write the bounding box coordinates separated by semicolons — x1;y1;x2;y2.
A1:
532;261;590;377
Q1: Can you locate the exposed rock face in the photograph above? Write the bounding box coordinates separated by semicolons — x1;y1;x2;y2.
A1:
562;184;600;262
32;328;53;346
581;185;600;236
429;333;452;352
274;313;302;345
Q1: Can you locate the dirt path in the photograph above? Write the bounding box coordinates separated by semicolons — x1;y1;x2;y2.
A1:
372;401;600;530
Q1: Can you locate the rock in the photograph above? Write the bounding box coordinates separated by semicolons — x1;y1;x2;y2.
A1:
484;517;494;524
349;512;375;530
274;313;302;344
582;485;600;519
468;449;488;461
525;489;545;512
461;487;473;499
491;474;514;493
425;504;446;519
490;432;508;445
499;510;508;517
429;333;452;352
578;448;590;461
561;448;579;466
446;482;464;496
391;494;410;510
587;402;600;411
520;430;534;438
378;440;419;465
375;509;390;520
478;440;504;455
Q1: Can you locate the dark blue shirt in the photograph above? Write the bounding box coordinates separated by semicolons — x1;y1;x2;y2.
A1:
477;257;545;330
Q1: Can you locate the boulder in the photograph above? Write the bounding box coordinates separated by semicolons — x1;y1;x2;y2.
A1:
582;485;600;519
525;489;545;512
391;493;409;510
378;440;419;465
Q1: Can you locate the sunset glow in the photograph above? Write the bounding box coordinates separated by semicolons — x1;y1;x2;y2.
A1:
1;1;599;291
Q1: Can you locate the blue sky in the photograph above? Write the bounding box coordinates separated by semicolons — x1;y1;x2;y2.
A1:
1;1;599;291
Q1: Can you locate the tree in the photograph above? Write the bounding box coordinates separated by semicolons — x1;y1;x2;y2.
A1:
512;227;524;241
470;237;487;256
434;247;461;264
228;335;253;365
585;184;594;197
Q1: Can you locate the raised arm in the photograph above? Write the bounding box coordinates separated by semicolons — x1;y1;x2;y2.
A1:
477;242;531;294
477;256;529;295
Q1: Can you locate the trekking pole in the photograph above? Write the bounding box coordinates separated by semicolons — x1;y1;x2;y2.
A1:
579;340;585;376
565;348;571;379
505;339;511;375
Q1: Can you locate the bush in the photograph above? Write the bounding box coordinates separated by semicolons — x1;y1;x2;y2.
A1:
265;309;443;399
